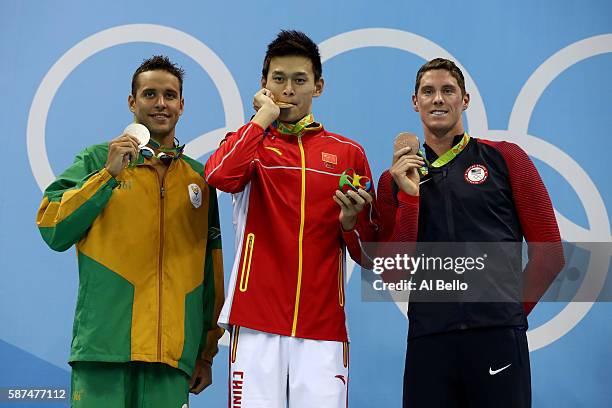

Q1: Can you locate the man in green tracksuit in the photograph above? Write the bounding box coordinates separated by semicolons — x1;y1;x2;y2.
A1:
36;55;225;407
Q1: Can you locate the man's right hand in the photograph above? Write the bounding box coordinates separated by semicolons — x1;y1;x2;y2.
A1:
389;146;424;196
105;134;140;178
252;88;280;129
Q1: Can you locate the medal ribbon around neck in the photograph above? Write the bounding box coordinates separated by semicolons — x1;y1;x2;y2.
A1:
419;133;470;175
275;113;320;136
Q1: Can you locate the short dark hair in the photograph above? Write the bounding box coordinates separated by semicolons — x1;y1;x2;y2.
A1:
414;58;466;96
131;55;185;97
262;30;322;81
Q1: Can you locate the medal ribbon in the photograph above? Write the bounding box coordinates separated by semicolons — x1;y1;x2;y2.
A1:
275;113;321;136
419;133;470;175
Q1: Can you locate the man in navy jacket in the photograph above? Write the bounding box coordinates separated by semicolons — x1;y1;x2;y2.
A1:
377;58;565;408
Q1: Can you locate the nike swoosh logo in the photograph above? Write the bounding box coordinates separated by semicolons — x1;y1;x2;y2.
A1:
489;363;511;375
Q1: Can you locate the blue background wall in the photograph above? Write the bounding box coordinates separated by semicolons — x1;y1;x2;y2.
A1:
1;0;611;406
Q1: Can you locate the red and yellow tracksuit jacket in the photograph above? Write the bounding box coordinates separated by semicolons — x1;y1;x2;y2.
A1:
36;143;224;375
205;121;379;342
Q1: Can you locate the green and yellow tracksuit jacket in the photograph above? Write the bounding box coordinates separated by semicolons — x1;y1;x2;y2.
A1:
36;143;224;376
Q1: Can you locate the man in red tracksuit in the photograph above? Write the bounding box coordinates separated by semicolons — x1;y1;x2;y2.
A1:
205;30;378;408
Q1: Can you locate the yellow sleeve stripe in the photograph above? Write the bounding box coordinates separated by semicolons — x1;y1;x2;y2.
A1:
36;168;114;228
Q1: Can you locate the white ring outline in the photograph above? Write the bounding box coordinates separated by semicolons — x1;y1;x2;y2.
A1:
505;35;612;350
27;23;244;191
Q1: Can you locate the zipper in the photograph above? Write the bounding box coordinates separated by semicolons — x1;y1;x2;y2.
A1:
157;166;169;360
441;166;464;321
291;135;307;336
442;167;455;241
338;249;345;307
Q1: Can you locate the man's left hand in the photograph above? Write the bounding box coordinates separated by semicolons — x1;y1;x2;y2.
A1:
189;358;212;394
333;189;372;231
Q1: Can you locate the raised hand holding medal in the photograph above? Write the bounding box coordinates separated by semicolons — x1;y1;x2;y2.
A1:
390;132;425;196
103;124;142;178
122;123;150;168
